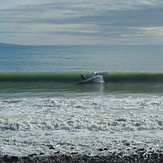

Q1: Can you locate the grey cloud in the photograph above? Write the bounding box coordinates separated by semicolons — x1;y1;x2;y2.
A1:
1;1;163;26
0;0;163;44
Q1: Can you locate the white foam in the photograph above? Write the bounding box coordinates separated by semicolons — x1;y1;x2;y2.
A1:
0;95;163;156
91;75;104;83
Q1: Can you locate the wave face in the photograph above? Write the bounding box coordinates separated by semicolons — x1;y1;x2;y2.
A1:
104;72;163;83
0;71;163;83
0;71;91;82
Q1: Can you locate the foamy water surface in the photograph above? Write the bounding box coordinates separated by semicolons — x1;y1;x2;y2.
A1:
1;94;163;156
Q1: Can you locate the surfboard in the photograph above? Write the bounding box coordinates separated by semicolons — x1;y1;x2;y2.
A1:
78;75;104;84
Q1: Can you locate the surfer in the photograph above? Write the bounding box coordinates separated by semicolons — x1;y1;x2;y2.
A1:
81;74;86;81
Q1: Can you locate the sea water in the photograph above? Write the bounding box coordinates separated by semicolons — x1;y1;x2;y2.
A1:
0;45;163;156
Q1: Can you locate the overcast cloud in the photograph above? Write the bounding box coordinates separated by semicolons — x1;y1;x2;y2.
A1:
0;0;163;45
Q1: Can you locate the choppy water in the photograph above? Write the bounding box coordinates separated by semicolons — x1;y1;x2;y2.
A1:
0;44;163;156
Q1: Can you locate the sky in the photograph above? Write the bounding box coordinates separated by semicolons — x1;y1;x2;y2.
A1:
0;0;163;45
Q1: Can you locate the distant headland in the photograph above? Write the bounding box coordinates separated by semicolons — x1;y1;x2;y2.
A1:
0;42;22;46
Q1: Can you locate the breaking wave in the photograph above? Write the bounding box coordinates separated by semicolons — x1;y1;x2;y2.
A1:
0;71;163;83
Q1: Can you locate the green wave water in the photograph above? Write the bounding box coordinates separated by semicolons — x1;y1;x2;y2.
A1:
1;71;163;98
104;72;163;83
0;71;91;82
0;71;163;83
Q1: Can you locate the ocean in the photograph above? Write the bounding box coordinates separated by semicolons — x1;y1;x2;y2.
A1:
0;45;163;158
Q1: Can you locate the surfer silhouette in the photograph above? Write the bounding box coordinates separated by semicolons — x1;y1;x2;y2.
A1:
81;74;86;81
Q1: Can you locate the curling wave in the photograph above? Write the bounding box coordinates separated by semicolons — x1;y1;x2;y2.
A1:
0;71;163;83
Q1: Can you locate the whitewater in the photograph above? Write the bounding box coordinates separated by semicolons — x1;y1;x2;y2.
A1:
1;94;163;156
